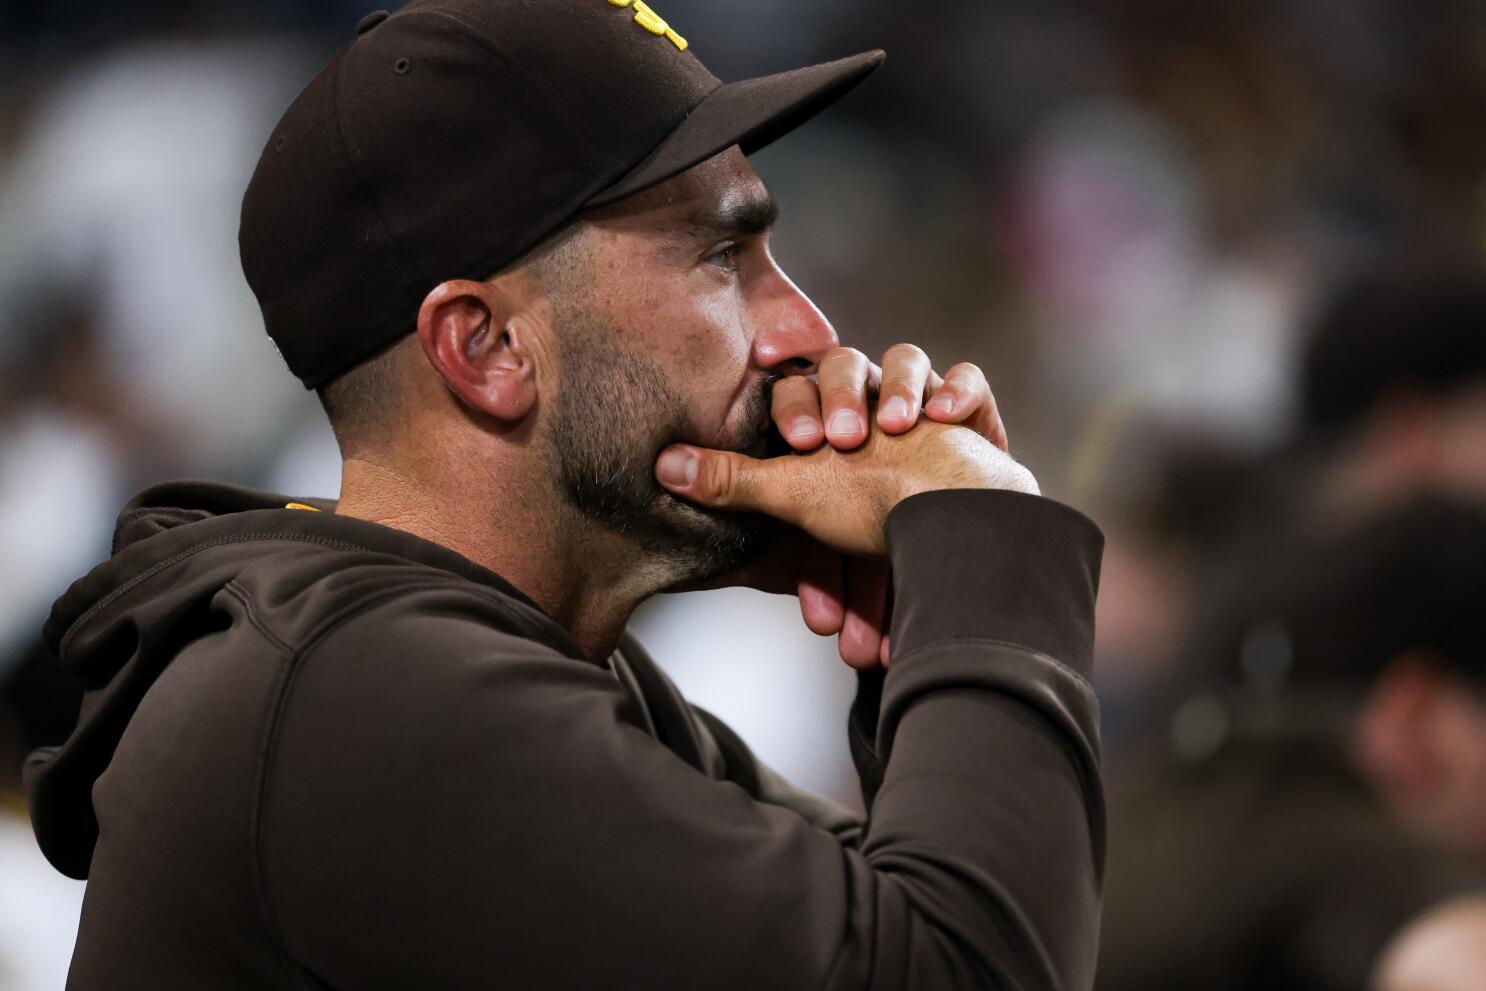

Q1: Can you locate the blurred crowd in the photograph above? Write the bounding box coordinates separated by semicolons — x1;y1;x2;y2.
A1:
3;0;1486;988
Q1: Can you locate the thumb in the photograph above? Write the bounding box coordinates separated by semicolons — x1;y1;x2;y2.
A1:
655;444;785;515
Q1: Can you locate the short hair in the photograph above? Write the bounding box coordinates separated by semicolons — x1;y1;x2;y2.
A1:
316;334;419;456
315;220;591;455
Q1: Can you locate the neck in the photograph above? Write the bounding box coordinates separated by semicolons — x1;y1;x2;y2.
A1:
335;454;683;664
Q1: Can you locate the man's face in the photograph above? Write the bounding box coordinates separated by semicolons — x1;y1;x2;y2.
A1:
540;147;838;578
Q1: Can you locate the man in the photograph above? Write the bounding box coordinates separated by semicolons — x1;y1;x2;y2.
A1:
1097;496;1486;991
26;2;1105;988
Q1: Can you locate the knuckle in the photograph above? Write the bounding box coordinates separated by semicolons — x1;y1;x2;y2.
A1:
772;380;818;411
821;383;865;405
770;386;806;411
772;396;816;419
884;342;927;364
946;361;987;385
821;348;868;373
700;453;739;504
879;374;919;396
773;374;816;397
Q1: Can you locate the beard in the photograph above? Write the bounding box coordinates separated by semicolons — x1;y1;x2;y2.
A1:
544;309;783;583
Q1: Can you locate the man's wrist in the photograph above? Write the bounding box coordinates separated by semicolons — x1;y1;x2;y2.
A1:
884;488;1103;674
894;462;1040;507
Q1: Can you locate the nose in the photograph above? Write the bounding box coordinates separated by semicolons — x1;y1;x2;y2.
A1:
750;268;839;374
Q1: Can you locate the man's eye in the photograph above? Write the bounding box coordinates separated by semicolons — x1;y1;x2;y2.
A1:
708;244;742;272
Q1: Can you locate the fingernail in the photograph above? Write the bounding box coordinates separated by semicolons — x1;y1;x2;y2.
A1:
788;416;820;444
928;394;955;415
656;448;697;488
828;409;862;438
881;396;910;421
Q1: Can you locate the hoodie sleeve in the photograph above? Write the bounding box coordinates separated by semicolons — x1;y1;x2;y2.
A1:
258;488;1104;991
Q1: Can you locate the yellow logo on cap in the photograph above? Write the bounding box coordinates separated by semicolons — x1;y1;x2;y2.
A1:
608;0;688;51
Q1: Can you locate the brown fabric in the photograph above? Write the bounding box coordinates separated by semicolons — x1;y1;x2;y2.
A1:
585;50;883;208
28;482;1104;989
239;0;883;388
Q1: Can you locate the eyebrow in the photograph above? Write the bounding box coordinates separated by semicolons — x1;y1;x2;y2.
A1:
679;192;780;242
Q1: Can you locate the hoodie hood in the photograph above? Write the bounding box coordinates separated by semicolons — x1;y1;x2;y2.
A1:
26;480;573;878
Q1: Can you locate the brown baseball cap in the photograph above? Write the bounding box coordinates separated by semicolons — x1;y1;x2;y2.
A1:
239;0;884;389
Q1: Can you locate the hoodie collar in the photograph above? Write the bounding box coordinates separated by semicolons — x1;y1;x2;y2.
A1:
46;479;584;662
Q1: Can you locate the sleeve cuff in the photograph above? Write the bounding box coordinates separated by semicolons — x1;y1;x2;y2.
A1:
884;488;1104;680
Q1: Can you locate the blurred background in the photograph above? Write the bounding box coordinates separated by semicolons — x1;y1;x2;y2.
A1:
3;0;1486;988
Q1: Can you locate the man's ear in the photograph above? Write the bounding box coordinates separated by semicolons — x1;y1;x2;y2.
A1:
415;278;539;422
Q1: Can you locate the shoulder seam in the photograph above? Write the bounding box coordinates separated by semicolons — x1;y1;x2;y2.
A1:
247;576;569;985
248;578;470;989
223;580;293;655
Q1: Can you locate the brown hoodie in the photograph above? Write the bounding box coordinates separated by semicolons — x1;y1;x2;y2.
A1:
27;481;1103;990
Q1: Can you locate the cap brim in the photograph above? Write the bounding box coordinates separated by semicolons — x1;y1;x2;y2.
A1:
584;49;885;209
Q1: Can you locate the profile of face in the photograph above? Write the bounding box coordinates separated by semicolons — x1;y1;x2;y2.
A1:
537;147;838;579
544;300;779;572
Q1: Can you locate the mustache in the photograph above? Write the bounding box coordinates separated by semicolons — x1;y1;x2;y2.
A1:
731;371;784;456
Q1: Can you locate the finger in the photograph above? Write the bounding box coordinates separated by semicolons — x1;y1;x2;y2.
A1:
655;444;789;518
874;343;932;434
817;347;873;450
925;362;1009;451
797;543;845;636
923;361;986;420
770;375;825;451
838;558;889;669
